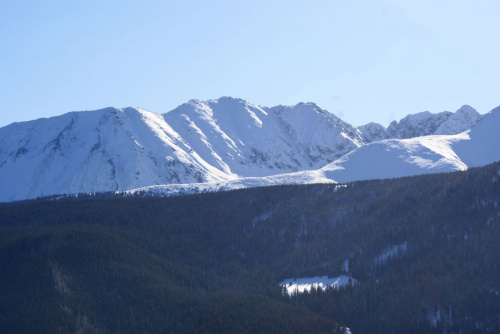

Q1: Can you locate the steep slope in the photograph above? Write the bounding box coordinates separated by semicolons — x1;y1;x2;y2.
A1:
292;104;498;184
452;105;500;167
0;98;366;202
0;98;494;203
434;105;481;135
164;97;365;177
0;107;233;202
358;122;390;142
319;134;468;183
131;104;500;196
130;134;469;196
386;105;481;139
387;110;452;138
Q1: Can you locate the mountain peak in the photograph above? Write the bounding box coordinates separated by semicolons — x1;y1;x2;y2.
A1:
179;97;254;114
386;105;481;139
214;96;247;103
294;101;319;108
0;97;494;202
358;122;389;142
457;104;476;113
293;102;330;114
434;105;481;135
387;110;452;139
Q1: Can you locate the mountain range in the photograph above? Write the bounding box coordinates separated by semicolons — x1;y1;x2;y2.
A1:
0;97;497;202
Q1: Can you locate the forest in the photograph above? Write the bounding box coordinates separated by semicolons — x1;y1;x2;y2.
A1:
1;161;500;333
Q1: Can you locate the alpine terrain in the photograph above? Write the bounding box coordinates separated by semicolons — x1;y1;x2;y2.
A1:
0;97;498;202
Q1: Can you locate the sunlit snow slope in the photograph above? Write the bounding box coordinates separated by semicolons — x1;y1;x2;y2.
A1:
358;105;481;143
127;134;470;196
385;105;481;139
452;106;500;168
0;97;365;202
130;105;500;196
319;134;468;183
0;107;232;202
0;98;498;202
164;97;365;177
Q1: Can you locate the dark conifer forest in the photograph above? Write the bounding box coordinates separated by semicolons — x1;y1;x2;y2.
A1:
1;162;500;333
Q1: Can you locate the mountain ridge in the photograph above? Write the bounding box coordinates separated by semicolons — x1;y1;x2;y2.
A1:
0;97;497;202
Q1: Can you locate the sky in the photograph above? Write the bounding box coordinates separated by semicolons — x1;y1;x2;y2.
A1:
1;0;499;128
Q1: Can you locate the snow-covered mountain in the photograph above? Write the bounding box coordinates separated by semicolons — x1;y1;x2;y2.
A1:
129;105;500;196
358;105;481;143
0;97;497;202
321;105;498;183
385;105;481;139
127;133;470;197
163;97;365;177
0;97;365;202
319;133;468;183
434;105;482;135
358;122;390;142
0;107;234;202
452;105;500;168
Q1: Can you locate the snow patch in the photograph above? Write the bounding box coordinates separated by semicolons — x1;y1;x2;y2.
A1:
279;275;355;296
373;242;407;265
428;308;441;327
344;260;349;274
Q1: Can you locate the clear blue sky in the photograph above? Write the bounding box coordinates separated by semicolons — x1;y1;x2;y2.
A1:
1;0;499;128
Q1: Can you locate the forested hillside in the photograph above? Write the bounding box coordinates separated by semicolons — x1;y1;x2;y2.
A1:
1;162;499;333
